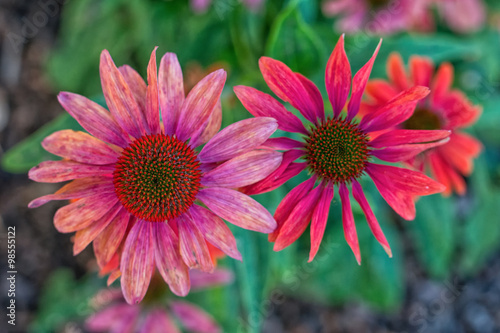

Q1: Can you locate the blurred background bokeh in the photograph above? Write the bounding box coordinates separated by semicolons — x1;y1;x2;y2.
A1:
1;0;500;332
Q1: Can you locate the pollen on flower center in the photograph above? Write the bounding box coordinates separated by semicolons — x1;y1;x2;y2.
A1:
113;134;201;222
403;108;442;130
305;117;369;184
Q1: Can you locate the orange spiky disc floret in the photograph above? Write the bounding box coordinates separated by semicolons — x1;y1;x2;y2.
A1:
305;117;369;184
113;134;201;222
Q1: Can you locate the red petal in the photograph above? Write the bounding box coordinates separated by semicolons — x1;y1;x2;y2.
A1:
325;34;351;118
339;183;361;265
309;185;334;262
387;52;409;90
146;47;161;134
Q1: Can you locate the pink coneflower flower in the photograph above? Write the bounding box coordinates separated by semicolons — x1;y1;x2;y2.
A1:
322;0;417;35
28;48;281;303
234;35;448;264
362;53;482;196
86;269;232;333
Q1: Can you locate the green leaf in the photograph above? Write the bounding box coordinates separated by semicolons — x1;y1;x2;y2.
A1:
1;113;83;173
408;194;456;278
265;0;326;75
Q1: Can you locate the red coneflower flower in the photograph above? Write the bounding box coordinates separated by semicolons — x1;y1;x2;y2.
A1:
86;269;232;333
362;53;482;196
29;48;280;304
234;35;448;264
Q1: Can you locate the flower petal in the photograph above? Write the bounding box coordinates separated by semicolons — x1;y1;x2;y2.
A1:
431;62;453;105
369;129;451;148
93;209;130;268
410;56;434;87
28;176;114;208
274;185;322;251
119;64;147;115
140;309;180;333
387;52;409;91
28;160;114;183
295;72;325;122
73;202;122;255
190;268;234;290
339;183;361;265
85;304;139;332
346;39;381;122
352;180;391;257
259;56;319;124
175;69;226;141
189;99;222;148
58;92;129;147
177;213;215;273
197;187;276;233
159;53;185;136
269;177;316;242
259;137;305;150
365;79;398;104
121;219;155;304
309;185;334;262
190;205;241;260
53;192;119;233
198;117;277;163
171;301;221;333
146;47;161;135
42;130;119;165
153;222;190;296
371;138;449;163
201;150;282;188
359;86;430;133
100;50;147;138
325;34;351;118
234;85;308;134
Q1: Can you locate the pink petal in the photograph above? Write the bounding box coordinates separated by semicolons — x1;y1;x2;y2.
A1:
241;149;305;195
371;138;449;163
259;137;305;150
100;50;147;139
140;309;180;333
365;80;398;104
429;151;453;197
190;268;234;290
175;69;226;141
369;129;451;148
198;117;277;163
53;192;119;233
28;160;114;183
352;180;391;257
294;72;325;122
171;301;221;333
233;85;308;134
42;130;119;165
339;183;361;265
201;150;282;188
93;209;130;268
119;65;147;115
73;202;122;255
177;213;215;273
85;304;139;332
325;34;351;118
269;177;315;242
153;222;190;297
28;176;114;208
159;53;185;136
346;39;381;122
259;57;319;124
120;220;155;304
189;205;241;260
274;185;322;251
309;185;334;262
197;187;276;233
58;92;129;148
146;47;161;135
189;99;222;148
359;86;430;133
387;52;410;91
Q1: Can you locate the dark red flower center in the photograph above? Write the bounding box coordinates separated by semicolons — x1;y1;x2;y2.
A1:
403;108;442;130
305;118;369;184
113;134;201;222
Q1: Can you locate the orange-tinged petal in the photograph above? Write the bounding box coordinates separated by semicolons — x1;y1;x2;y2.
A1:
93;209;130;268
146;47;161;135
177;213;214;273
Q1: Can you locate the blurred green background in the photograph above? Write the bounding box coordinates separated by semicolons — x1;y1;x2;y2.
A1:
1;0;500;332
